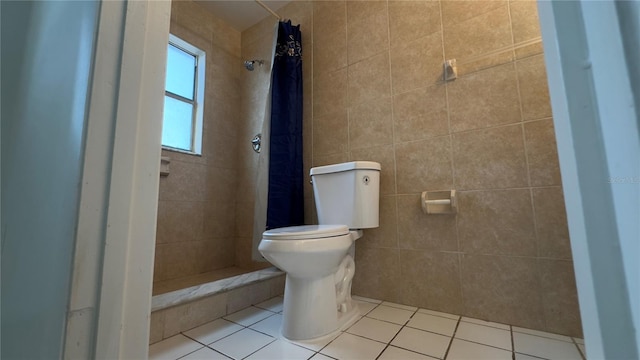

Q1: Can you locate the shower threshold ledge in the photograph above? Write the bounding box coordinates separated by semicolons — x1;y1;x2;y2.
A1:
151;267;284;312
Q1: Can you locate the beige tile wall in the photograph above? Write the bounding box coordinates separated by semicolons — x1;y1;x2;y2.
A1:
156;0;581;338
154;0;242;286
308;0;582;337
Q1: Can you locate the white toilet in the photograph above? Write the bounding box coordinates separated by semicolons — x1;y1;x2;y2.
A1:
258;161;381;341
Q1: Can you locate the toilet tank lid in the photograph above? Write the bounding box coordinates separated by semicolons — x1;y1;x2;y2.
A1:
310;161;381;176
263;225;349;240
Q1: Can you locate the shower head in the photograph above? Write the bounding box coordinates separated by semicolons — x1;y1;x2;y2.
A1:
244;59;264;71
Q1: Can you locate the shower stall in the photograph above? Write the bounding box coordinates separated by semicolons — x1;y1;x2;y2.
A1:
152;0;286;296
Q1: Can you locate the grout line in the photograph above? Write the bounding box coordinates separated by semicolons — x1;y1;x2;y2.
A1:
442;316;461;360
510;325;516;360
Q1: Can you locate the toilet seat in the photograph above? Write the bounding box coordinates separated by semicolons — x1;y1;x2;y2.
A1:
263;225;349;240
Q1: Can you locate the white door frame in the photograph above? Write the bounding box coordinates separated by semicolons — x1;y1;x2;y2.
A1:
538;1;639;359
64;1;171;358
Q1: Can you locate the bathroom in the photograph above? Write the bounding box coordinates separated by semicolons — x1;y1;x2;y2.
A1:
4;0;638;359
150;0;582;358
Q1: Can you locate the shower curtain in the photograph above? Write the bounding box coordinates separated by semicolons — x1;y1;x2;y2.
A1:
266;20;304;230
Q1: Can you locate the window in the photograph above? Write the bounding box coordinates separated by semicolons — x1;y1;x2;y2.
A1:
162;34;205;154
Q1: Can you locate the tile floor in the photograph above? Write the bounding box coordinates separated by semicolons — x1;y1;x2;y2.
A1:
149;296;587;360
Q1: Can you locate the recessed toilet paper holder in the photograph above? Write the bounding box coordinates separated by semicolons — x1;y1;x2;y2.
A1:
421;190;457;215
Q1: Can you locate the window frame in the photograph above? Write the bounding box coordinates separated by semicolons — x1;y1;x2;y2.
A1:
162;34;205;155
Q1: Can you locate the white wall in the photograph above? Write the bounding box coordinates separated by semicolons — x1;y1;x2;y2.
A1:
0;1;99;358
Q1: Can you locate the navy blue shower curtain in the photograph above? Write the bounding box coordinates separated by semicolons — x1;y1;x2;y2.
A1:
266;21;304;230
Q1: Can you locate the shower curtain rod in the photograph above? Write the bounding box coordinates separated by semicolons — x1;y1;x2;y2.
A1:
255;0;282;20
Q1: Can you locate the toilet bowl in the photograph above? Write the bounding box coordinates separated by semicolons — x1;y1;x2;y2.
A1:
259;225;361;340
259;161;380;341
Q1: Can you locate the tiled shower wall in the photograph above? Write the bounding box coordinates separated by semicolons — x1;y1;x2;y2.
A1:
306;0;581;337
154;1;242;285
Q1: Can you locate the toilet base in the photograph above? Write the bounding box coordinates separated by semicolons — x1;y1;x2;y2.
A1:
280;272;359;341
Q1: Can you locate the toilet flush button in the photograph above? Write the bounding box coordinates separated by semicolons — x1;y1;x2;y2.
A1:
363;176;370;185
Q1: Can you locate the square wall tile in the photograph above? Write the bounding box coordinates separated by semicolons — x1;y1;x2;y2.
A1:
443;4;513;73
452;124;528;190
441;0;506;29
348;96;393;150
156;201;204;244
313;110;348;156
398;250;464;315
533;187;572;259
525;119;562;186
510;0;542;58
517;54;552;120
461;254;544;330
313;68;347;118
538;259;583;337
313;1;347;74
457;189;536;256
390;31;444;94
447;63;521;133
347;3;389;65
350;144;396;195
389;0;441;45
348;52;391;107
397;195;458;252
353;245;401;303
396;135;453;193
393;84;449;143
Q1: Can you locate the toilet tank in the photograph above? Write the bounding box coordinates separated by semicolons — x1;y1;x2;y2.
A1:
310;161;381;229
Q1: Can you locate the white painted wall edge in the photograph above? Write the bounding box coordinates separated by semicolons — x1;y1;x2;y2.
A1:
538;1;639;359
92;1;170;358
64;2;126;358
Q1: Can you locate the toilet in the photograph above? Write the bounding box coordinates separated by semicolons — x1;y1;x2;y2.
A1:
258;161;381;341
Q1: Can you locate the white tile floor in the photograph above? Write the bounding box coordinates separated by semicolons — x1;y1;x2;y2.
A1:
149;296;587;360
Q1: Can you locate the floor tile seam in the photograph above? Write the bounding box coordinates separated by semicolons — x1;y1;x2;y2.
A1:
452;336;514;352
380;302;418;312
173;344;207;360
238;336;278;360
384;345;442;360
253;304;282;313
513;350;551;359
223;313;273;327
364;313;411;326
181;325;247;347
416;308;461;321
178;345;230;360
404;323;456;338
459;318;511;331
441;317;460;360
344;319;405;345
374;307;420;360
571;337;587;360
511;329;575;343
